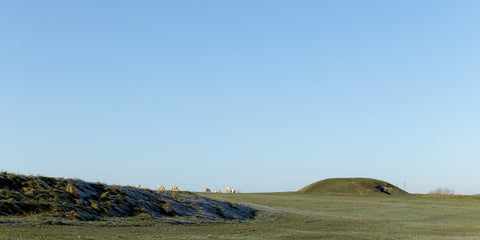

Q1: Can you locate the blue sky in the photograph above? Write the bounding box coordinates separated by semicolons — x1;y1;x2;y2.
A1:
1;1;479;194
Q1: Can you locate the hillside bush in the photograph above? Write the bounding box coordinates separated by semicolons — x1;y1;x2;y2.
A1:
429;187;455;195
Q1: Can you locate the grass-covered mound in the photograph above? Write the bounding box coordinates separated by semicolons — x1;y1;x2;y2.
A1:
298;178;409;195
0;172;255;225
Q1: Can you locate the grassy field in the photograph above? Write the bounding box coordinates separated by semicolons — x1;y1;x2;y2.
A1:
2;193;480;239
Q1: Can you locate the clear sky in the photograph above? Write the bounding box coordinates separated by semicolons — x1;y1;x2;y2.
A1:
1;1;479;194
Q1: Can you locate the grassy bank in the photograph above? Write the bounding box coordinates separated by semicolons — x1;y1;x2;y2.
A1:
0;172;256;225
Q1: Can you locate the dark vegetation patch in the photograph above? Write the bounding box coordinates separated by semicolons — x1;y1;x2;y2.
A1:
0;172;256;225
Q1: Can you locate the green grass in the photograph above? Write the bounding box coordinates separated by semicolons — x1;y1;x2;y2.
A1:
2;193;480;239
298;178;409;195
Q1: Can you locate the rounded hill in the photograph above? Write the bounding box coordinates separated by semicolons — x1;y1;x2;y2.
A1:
298;178;409;196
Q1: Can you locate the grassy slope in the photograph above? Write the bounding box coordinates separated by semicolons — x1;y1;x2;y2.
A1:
0;172;255;224
297;177;409;195
2;193;480;239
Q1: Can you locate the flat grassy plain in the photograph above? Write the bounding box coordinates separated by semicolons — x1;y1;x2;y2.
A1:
2;193;480;239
